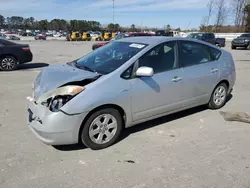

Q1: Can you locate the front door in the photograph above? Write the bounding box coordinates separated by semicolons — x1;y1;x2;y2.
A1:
130;41;184;122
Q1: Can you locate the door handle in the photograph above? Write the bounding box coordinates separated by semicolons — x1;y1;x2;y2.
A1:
211;68;218;73
172;76;182;82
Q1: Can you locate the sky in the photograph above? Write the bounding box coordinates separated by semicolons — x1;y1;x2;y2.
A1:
0;0;224;29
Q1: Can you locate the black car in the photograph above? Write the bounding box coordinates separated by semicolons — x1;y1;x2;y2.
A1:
187;32;216;44
0;39;33;71
155;30;174;36
186;32;226;47
231;33;250;50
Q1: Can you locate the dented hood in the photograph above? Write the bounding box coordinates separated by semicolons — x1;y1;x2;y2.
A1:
33;63;100;100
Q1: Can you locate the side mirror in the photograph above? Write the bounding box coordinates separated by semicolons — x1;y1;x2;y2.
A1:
135;66;154;77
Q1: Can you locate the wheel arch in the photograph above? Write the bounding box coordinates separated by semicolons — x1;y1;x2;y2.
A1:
0;54;18;62
217;79;229;89
78;104;126;142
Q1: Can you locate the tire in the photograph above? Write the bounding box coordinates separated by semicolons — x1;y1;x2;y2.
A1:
216;44;221;48
80;108;123;150
246;44;250;50
0;56;18;71
208;83;228;109
231;45;236;50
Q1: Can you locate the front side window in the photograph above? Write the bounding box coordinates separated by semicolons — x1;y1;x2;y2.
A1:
75;42;146;74
138;41;177;74
179;41;212;67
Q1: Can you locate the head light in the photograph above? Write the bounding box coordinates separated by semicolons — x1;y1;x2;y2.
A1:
36;85;85;112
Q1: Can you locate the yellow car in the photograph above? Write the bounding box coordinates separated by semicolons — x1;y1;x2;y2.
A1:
82;32;92;41
112;32;117;38
66;32;81;41
104;32;112;41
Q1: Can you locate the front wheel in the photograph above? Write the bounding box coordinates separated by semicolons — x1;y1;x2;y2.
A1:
231;45;236;50
80;108;123;150
208;83;228;109
0;56;18;71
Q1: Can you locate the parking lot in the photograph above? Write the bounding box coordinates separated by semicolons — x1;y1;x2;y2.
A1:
1;40;250;188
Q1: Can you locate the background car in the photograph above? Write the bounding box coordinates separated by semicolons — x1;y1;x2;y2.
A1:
186;32;226;47
0;33;7;39
92;32;155;50
35;34;47;40
28;37;235;150
6;35;21;40
155;30;174;36
0;38;33;71
231;33;250;50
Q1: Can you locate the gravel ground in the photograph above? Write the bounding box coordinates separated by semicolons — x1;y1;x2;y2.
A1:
0;41;250;188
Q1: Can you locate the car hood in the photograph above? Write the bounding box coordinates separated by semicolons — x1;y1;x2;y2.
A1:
33;63;100;100
234;37;249;40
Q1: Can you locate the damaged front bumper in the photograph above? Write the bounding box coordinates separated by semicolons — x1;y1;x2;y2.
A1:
27;98;87;145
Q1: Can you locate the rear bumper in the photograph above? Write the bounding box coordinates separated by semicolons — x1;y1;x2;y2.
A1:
18;51;33;64
27;100;87;145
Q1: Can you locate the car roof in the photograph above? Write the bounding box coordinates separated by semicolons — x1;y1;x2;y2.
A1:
117;36;175;45
192;32;214;35
116;36;222;50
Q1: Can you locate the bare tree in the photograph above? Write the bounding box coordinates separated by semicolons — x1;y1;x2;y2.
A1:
206;0;215;26
214;0;228;31
231;0;247;31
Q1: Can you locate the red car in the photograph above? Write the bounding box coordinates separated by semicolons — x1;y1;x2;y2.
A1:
92;32;155;50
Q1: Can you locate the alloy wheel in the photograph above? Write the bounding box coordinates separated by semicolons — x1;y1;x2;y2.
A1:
88;114;118;145
1;57;17;71
213;86;226;106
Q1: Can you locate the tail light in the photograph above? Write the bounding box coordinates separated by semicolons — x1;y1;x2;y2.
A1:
22;47;30;51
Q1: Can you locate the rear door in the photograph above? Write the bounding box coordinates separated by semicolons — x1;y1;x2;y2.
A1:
130;41;184;121
178;40;221;107
207;33;216;44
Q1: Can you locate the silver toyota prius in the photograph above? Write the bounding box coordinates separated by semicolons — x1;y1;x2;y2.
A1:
27;37;236;150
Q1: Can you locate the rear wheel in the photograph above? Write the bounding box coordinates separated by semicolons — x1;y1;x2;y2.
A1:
216;43;221;48
80;108;123;150
208;83;228;109
0;56;18;71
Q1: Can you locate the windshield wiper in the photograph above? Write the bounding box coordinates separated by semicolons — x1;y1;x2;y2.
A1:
81;65;95;73
74;61;95;72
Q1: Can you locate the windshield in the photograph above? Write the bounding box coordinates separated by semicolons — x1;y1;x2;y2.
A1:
240;34;250;37
186;33;202;39
76;41;147;74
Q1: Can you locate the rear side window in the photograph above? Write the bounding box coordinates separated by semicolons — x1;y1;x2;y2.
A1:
208;33;215;39
209;47;221;60
179;41;212;67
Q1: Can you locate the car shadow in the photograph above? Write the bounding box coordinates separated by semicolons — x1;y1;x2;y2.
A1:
54;94;233;151
53;144;87;151
18;62;49;70
119;94;233;141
